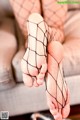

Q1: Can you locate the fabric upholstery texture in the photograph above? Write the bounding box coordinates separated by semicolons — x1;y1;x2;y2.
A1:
0;18;17;91
63;10;80;77
0;0;13;17
0;76;80;116
68;4;80;10
12;22;25;82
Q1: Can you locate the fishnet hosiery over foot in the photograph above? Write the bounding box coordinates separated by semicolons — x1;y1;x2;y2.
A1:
21;13;48;86
45;41;70;119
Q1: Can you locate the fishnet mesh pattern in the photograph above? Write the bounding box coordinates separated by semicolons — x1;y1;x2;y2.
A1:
41;0;68;43
22;19;48;78
9;0;41;40
45;53;68;111
21;16;68;111
48;26;64;43
10;0;68;112
9;0;67;43
40;1;68;110
42;0;68;28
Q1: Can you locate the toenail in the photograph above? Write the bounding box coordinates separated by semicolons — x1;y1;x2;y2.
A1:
54;113;60;119
50;109;58;115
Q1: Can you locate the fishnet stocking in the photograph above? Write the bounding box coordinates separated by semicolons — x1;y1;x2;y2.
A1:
21;13;69;118
41;0;68;43
42;0;68;28
9;0;41;40
10;0;70;116
20;13;69;118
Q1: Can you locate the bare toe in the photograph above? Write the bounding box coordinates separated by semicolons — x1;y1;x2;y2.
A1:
33;77;39;87
40;63;47;74
23;73;33;87
62;103;70;118
37;62;47;85
50;107;63;120
54;113;62;120
62;88;70;118
37;73;45;85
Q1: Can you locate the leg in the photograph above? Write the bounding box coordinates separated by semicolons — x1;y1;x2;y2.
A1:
21;13;48;87
41;0;70;118
46;41;70;120
41;0;68;43
9;0;41;43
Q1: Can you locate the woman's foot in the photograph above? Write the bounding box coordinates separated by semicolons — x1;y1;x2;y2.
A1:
21;13;48;87
46;41;70;120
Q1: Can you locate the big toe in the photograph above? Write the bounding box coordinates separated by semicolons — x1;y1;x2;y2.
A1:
50;109;62;120
37;63;47;85
62;103;70;118
37;73;45;85
62;88;70;118
23;74;33;87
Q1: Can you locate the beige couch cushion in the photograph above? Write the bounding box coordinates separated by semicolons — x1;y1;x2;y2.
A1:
63;38;80;77
63;10;80;77
57;1;80;10
0;0;13;17
12;23;25;82
12;48;25;82
68;4;80;10
0;17;17;91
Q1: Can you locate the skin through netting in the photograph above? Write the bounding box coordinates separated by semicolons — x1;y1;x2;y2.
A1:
22;17;68;113
22;19;48;83
9;0;70;118
9;0;41;39
45;52;68;113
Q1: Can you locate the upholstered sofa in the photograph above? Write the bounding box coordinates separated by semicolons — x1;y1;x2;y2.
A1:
0;0;80;117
